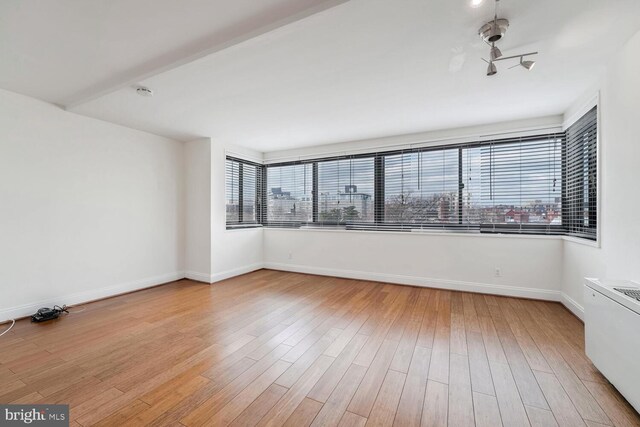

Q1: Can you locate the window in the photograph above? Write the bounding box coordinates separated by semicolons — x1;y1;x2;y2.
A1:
563;106;597;240
266;163;313;225
477;134;564;234
383;148;461;229
225;157;262;227
226;109;597;240
317;157;375;225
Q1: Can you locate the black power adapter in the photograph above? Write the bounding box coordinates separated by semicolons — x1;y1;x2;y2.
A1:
31;305;69;322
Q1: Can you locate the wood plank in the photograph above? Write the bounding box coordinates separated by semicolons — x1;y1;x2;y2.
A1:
366;369;406;427
532;370;586;427
394;346;431;427
526;406;559;427
448;354;474;427
283;398;323;427
207;360;292;426
473;392;503;427
489;361;530;427
339;412;368;427
3;271;638;427
582;380;640;427
421;380;448;427
349;339;400;417
312;364;368;427
229;384;288;427
427;307;450;384
256;355;334;427
467;331;495;396
308;334;369;403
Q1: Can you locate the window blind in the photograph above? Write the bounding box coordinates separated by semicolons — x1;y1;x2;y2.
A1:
225;157;262;226
382;148;463;230
227;113;597;241
563;106;597;240
478;133;564;235
317;156;375;225
266;163;313;225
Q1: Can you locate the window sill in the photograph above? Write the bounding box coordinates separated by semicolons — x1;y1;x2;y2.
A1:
226;224;263;231
262;226;565;241
562;235;600;248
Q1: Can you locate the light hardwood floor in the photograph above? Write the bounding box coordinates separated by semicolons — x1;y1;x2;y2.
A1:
1;270;639;426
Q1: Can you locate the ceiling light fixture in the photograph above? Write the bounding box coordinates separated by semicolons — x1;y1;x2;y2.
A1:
486;61;497;76
136;86;154;97
490;43;502;61
471;0;484;8
520;58;536;70
478;0;539;76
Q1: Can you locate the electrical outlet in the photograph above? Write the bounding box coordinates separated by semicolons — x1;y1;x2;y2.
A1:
494;267;502;277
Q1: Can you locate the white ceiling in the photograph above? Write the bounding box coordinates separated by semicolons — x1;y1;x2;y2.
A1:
3;0;640;152
0;0;342;105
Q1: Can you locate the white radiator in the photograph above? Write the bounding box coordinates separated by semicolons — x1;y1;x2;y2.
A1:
584;278;640;413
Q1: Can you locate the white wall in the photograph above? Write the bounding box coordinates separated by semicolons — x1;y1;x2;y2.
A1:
4;30;638;322
562;29;640;311
261;115;568;302
210;140;264;282
0;89;185;320
185;138;212;281
264;229;563;300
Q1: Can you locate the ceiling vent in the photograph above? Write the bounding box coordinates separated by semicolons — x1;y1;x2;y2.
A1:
136;86;154;97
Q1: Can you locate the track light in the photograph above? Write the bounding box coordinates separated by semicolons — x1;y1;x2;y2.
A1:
520;58;535;70
487;61;497;76
478;0;540;77
508;56;536;71
490;43;502;61
483;52;538;76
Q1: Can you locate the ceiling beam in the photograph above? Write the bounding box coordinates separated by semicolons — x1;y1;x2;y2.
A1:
63;0;350;109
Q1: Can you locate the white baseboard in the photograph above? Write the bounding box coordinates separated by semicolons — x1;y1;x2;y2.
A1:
561;292;585;320
211;263;264;283
264;262;561;302
0;271;184;323
184;271;212;283
1;264;581;324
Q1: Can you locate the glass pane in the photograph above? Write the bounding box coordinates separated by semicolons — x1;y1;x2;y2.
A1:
480;137;562;225
242;163;257;223
225;159;240;224
384;148;459;225
318;157;374;223
267;164;313;222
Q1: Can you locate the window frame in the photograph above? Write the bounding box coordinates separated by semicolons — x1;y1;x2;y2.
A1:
225;113;597;241
225;156;264;229
562;106;598;241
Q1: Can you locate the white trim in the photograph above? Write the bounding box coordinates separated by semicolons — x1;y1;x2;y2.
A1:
185;271;212;283
563;91;601;247
562;235;600;248
0;271;185;323
210;263;264;283
225;149;263;165
264;262;561;302
262;226;563;241
263;115;563;163
561;292;585;320
563;92;599;130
